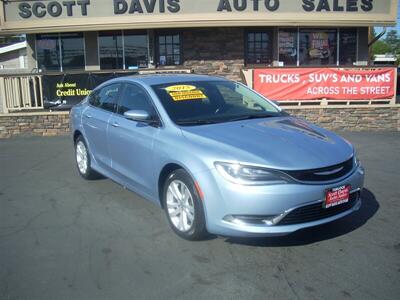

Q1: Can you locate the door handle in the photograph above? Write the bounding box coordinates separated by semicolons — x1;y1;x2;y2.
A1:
111;122;120;128
84;113;92;119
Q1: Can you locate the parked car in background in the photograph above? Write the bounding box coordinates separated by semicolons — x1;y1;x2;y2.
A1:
70;75;365;240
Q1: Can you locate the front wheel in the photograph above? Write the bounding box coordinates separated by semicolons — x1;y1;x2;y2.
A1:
75;136;101;180
163;169;208;240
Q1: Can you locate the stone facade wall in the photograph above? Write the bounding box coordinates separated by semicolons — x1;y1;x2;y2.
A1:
183;28;245;81
286;106;400;132
0;112;70;139
0;106;399;139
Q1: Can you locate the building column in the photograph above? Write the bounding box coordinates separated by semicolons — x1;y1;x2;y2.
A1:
84;32;100;71
25;34;37;71
272;27;279;66
357;27;369;65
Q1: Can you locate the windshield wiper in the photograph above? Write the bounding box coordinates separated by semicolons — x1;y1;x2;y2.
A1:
175;119;223;126
176;114;279;126
227;114;278;122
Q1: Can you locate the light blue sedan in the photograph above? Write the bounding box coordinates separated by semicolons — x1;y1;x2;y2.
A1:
70;74;365;240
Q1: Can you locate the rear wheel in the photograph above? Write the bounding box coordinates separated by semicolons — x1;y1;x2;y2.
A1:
75;136;100;180
163;169;208;240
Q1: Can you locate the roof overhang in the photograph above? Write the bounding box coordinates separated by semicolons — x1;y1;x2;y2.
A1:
0;41;26;54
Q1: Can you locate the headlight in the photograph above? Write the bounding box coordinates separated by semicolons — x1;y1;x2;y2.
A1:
353;152;361;167
214;162;292;185
354;155;358;167
353;153;365;175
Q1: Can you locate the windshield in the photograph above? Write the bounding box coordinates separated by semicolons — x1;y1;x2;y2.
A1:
151;80;284;126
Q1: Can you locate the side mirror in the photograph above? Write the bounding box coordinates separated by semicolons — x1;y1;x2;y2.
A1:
123;110;161;127
123;110;151;122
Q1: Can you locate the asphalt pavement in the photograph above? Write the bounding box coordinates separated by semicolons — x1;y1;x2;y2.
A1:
0;132;399;300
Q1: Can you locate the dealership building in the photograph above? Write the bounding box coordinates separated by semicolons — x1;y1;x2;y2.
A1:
0;0;399;137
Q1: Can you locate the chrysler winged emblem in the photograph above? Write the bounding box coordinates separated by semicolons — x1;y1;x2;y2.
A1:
314;167;344;176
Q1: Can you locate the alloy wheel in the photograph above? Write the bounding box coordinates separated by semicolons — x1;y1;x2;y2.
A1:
76;141;88;175
166;179;195;232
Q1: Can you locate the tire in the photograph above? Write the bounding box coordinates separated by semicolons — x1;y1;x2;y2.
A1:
74;135;101;180
163;169;208;240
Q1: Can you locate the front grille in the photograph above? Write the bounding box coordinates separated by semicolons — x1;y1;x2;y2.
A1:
278;192;359;226
285;158;354;182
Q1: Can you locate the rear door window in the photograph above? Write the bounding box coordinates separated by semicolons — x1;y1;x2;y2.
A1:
89;83;122;112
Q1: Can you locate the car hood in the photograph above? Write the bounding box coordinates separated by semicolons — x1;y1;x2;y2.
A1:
180;117;354;170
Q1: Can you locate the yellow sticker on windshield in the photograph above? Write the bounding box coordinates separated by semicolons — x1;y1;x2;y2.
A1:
165;85;207;101
165;85;197;92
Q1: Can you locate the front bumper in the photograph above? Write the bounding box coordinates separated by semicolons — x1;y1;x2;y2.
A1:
197;165;365;237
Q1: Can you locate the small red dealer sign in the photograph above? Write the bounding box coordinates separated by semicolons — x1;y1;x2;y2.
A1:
325;185;351;209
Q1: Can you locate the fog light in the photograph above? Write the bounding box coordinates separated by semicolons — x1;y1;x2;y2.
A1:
223;214;281;226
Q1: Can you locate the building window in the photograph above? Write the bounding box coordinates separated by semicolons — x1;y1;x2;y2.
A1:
245;30;273;65
157;33;181;66
278;29;298;66
60;33;85;71
339;28;357;65
99;31;123;70
99;31;148;70
36;33;85;71
299;29;337;66
124;31;148;69
36;34;60;71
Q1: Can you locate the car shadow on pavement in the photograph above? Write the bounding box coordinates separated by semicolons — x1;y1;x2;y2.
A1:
223;188;379;247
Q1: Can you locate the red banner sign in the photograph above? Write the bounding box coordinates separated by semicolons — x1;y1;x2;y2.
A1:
253;68;396;101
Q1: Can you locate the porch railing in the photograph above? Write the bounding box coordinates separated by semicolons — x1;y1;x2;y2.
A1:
0;68;193;114
0;75;43;113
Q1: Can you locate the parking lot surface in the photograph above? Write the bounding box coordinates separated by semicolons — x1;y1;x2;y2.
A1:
1;132;399;300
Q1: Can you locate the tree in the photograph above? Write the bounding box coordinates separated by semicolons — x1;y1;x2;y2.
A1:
370;28;399;56
370;27;377;38
385;29;400;54
371;40;392;56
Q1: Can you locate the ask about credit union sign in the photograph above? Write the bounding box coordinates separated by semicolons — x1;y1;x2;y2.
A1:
253;68;396;101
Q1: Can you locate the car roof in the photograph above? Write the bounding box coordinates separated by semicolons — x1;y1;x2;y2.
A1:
122;74;230;86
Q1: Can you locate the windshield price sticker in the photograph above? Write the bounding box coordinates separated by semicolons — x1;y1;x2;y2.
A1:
165;85;207;101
